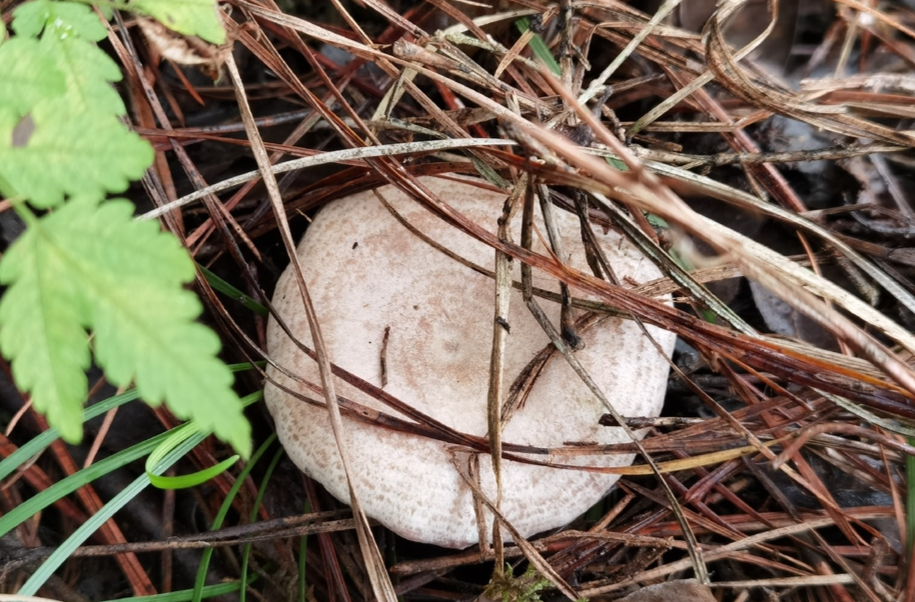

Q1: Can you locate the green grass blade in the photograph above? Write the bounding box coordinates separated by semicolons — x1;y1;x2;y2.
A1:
150;454;239;489
241;445;285;602
198;264;268;317
227;361;266;373
192;433;276;602
0;429;170;539
145;390;261;488
0;388;141;482
99;577;258;602
515;17;560;75
0;378;253;485
18;428;209;594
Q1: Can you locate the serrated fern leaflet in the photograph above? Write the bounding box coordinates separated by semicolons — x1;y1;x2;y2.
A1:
0;199;251;457
0;0;250;457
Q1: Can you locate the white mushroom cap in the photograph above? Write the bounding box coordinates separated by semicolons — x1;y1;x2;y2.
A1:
265;176;675;548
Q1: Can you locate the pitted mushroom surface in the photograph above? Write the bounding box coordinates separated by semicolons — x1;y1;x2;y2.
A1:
265;176;676;548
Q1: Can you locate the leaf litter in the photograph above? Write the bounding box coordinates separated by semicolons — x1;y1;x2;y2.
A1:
4;0;915;601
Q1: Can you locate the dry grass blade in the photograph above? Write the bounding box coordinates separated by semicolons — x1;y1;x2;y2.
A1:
578;515;855;597
579;0;682;104
388;48;915;398
138;137;513;221
587;190;754;333
484;174;528;565
705;1;915;146
452;457;579;601
515;164;708;581
628;0;778;135
224;52;398;602
529;84;915;394
639;157;915;319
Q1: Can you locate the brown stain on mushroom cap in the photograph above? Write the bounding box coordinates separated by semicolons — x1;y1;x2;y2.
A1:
265;176;676;548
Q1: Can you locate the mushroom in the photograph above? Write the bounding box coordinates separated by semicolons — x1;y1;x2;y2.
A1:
265;176;675;548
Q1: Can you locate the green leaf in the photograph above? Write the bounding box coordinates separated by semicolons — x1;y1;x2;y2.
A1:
146;389;261;488
0;105;20;139
0;37;65;114
130;0;226;45
15;0;125;115
0;198;251;457
97;4;114;20
0;216;91;443
40;34;126;114
0;100;152;207
0;1;138;204
13;0;108;41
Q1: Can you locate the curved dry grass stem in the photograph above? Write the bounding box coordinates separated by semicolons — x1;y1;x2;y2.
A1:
225;49;399;602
